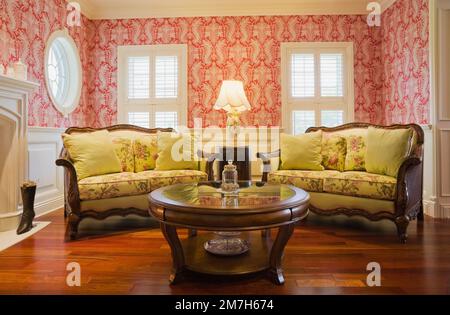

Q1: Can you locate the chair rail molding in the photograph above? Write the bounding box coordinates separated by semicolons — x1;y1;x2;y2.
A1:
28;127;66;217
0;74;38;232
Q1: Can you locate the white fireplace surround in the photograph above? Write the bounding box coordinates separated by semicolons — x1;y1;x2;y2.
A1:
0;74;38;232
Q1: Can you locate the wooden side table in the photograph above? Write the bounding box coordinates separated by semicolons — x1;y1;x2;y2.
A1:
217;146;251;181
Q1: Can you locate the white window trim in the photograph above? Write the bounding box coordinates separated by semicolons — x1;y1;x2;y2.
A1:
44;29;82;117
281;42;355;134
117;44;188;128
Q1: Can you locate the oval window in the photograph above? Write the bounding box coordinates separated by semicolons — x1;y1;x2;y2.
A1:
44;30;82;116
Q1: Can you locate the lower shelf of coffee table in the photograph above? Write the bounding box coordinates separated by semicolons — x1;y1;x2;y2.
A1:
181;231;274;276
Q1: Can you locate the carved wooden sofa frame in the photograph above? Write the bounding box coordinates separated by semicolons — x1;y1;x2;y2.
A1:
56;124;216;240
257;123;424;243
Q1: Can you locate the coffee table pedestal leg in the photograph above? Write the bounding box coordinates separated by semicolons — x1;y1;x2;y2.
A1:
268;224;295;285
161;223;185;284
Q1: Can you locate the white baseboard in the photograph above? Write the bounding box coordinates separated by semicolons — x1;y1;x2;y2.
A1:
35;195;64;218
440;205;450;219
423;199;437;218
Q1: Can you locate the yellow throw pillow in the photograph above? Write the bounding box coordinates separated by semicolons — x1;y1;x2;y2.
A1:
344;135;366;171
280;131;324;171
133;134;158;172
365;127;412;177
62;130;122;180
321;134;346;172
111;136;134;172
155;132;198;171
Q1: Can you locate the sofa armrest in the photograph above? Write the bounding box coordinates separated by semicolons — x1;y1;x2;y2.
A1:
197;150;220;181
257;150;281;182
395;157;423;218
55;149;81;216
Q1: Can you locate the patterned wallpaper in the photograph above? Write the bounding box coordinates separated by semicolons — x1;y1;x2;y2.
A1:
90;16;383;127
0;0;94;128
1;0;429;128
382;0;430;125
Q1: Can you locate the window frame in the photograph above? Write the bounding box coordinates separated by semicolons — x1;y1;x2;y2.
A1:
281;42;355;134
44;29;82;117
117;44;188;128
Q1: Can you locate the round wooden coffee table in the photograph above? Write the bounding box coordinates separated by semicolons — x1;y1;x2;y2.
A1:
148;182;310;285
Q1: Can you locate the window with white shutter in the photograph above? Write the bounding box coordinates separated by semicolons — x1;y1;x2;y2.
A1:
320;54;343;97
118;45;187;129
155;56;178;99
128;112;150;128
292;111;315;134
282;43;354;135
155;111;178;129
128;56;150;99
291;54;315;98
321;110;344;127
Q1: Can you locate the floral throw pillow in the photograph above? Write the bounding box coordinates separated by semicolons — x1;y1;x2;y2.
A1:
111;137;134;173
345;135;366;171
321;134;346;172
133;134;159;172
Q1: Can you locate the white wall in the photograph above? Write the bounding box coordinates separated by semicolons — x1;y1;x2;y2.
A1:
27;127;65;217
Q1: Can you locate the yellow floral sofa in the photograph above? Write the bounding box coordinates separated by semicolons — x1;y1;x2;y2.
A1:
56;125;214;240
258;123;424;243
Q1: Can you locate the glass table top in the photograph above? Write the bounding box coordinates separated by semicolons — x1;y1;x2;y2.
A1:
160;182;297;209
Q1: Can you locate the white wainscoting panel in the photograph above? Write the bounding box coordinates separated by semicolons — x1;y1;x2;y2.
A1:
28;127;65;216
422;125;437;217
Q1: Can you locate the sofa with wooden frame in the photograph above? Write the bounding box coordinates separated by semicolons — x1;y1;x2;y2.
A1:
257;123;424;243
56;124;216;240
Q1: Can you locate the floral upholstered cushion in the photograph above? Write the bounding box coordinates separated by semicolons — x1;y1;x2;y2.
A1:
345;135;366;171
78;170;208;201
268;170;341;193
321;134;346;171
268;170;397;201
143;170;208;191
111;137;134;172
78;172;151;200
133;134;158;172
322;171;397;201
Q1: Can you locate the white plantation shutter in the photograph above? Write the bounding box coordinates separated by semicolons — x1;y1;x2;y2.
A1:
118;45;187;129
293;111;315;135
128;112;150;128
291;54;315;98
155;56;178;98
321;110;344;127
282;43;354;134
128;56;150;99
155;111;178;129
320;53;344;97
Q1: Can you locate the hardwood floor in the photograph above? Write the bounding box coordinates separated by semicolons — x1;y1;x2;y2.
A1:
0;209;449;294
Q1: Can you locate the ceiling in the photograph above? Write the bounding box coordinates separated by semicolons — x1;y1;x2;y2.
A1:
71;0;397;20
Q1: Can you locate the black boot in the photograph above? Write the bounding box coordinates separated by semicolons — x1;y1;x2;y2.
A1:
16;181;37;235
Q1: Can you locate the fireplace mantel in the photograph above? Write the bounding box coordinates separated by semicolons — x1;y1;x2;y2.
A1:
0;74;39;232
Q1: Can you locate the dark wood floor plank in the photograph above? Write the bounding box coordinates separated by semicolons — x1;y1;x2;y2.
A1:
0;209;449;294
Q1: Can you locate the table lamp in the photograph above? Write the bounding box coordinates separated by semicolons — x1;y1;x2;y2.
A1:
214;80;251;133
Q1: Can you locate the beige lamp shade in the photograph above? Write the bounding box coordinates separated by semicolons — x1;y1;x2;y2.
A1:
214;80;251;113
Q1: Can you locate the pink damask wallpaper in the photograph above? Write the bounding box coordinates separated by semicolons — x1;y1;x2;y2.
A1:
0;0;94;128
1;0;429;128
382;0;430;125
90;16;383;127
